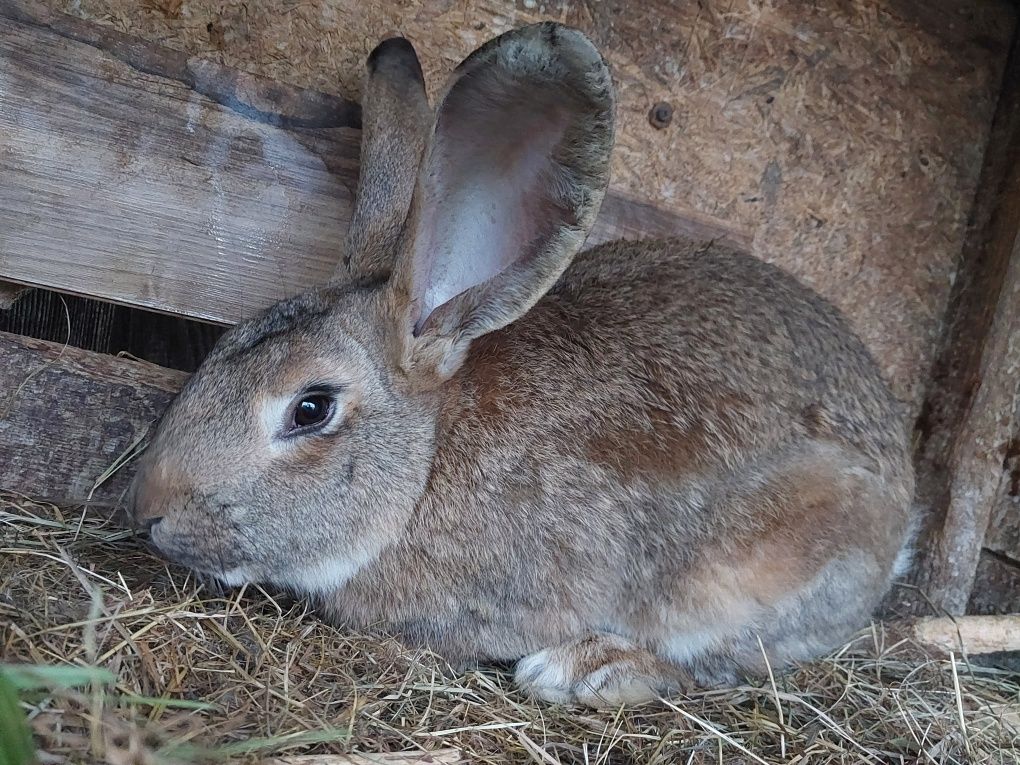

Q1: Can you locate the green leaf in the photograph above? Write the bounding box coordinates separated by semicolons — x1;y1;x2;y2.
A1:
0;664;116;691
0;671;35;765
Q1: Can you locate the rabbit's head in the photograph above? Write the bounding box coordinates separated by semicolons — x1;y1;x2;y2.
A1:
129;23;615;592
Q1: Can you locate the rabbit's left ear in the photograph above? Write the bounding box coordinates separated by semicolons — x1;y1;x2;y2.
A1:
340;36;431;283
388;23;615;378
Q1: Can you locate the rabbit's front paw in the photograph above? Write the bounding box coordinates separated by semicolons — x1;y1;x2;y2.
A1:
515;633;689;707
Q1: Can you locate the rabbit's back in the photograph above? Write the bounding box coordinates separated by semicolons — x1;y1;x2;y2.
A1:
470;237;912;487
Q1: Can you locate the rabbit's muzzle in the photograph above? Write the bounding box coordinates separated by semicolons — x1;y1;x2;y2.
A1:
128;461;250;578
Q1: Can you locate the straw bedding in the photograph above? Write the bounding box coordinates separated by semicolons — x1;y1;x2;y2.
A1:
2;493;1018;764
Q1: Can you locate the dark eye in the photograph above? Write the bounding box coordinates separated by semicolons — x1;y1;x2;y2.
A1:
292;394;333;430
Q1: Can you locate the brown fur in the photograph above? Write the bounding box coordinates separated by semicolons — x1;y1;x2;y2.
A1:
130;24;915;707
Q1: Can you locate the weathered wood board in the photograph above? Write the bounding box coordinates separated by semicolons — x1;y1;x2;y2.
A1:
904;31;1020;615
0;331;185;505
0;1;746;327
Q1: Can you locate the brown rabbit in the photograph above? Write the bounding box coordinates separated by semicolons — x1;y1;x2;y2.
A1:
129;23;916;706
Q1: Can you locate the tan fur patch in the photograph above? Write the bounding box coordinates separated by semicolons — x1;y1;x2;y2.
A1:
588;392;754;482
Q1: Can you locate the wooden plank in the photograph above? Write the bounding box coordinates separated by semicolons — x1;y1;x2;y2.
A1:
907;615;1020;656
0;330;186;506
0;1;749;326
905;30;1020;615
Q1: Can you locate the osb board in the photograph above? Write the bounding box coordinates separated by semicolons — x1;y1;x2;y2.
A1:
49;0;1016;417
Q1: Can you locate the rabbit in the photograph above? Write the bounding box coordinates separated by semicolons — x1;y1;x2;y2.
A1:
129;22;916;707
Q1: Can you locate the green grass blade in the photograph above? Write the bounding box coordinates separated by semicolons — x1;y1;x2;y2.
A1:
0;664;116;691
0;671;36;765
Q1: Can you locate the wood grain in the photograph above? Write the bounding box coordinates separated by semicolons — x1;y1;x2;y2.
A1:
905;31;1020;615
0;330;186;506
909;616;1020;656
0;1;749;326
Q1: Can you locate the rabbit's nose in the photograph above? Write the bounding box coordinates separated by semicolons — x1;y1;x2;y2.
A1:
129;463;174;531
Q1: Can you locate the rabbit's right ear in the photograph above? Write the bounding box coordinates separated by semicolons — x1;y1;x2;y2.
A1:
339;37;431;283
387;23;615;381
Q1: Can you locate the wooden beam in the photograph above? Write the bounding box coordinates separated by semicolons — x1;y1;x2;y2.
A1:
906;30;1020;615
0;1;750;326
0;331;186;506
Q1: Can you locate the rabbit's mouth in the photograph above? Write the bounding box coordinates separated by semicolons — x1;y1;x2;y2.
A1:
143;521;253;581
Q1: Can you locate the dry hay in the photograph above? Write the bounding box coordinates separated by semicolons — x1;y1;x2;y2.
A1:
2;493;1018;765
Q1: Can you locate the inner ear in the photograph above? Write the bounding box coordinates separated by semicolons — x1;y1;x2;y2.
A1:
387;23;615;373
409;76;579;334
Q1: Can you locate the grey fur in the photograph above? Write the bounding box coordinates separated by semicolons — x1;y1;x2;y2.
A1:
130;23;915;707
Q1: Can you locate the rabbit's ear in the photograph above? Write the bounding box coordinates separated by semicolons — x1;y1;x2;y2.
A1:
389;23;614;378
340;37;431;282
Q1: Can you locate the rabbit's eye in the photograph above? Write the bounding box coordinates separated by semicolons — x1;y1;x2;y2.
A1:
292;394;333;430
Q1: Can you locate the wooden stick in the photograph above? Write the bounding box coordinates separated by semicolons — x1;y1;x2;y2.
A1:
908;616;1020;656
906;27;1020;614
